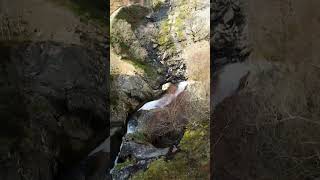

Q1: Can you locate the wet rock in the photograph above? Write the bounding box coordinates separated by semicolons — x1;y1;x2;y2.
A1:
112;159;152;180
119;141;169;160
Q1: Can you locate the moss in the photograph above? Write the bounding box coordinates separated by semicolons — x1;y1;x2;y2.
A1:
156;2;192;47
174;16;186;41
127;132;149;144
152;0;165;11
157;19;174;48
124;58;158;79
114;158;135;170
132;119;210;179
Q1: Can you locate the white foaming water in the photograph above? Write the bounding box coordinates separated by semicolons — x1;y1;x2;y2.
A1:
127;121;136;134
174;81;188;97
111;81;189;174
213;62;250;108
138;81;188;111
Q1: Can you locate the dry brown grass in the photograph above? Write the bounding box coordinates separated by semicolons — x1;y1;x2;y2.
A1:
213;62;320;179
143;92;189;145
184;40;210;104
143;40;210;144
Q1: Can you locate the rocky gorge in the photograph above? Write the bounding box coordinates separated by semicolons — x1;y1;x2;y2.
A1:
0;0;211;179
109;0;210;179
0;0;109;179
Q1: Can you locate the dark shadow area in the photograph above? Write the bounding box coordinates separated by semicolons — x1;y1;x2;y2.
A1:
0;41;109;180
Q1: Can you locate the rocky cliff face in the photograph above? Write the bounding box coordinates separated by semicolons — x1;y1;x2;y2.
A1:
212;0;250;73
110;0;210;179
0;41;108;180
0;0;109;179
109;4;168;175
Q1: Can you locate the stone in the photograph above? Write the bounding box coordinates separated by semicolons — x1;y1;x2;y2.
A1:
162;82;172;90
120;141;169;160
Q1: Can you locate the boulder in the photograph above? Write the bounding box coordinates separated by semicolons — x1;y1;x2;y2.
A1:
111;4;152;63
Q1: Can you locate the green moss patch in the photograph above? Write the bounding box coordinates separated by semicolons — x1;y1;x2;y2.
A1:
127;132;149;144
132;119;209;179
152;0;165;11
114;158;135;170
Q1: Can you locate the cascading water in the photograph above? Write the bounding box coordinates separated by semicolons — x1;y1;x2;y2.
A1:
110;81;189;176
138;81;189;111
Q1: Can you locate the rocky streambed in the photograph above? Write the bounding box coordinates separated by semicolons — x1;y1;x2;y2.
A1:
110;81;189;179
109;1;195;179
108;0;211;179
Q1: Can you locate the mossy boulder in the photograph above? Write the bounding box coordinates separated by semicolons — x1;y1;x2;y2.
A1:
110;4;152;62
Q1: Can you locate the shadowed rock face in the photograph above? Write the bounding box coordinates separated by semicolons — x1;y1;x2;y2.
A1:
212;0;250;73
111;0;151;13
0;41;108;180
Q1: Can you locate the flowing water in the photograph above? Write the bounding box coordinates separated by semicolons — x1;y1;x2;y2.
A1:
110;81;189;175
213;62;251;108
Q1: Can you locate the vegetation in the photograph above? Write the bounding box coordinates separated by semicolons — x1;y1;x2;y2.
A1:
213;63;320;179
0;16;32;41
157;19;175;48
133;40;210;179
110;1;210;178
132;110;209;179
111;19;150;71
151;0;165;11
127;132;149;144
114;158;135;171
127;59;158;79
172;1;191;42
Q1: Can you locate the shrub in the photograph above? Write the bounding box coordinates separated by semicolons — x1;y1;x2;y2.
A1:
143;92;189;146
213;63;320;179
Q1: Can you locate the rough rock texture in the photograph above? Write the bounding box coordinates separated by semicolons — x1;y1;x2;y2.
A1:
212;1;320;180
110;0;210;179
212;0;250;73
110;4;168;126
119;141;169;160
111;159;152;180
110;5;151;63
0;41;108;180
109;5;168;175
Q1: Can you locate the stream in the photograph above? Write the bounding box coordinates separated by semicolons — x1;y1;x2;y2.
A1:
110;81;189;177
213;62;251;108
